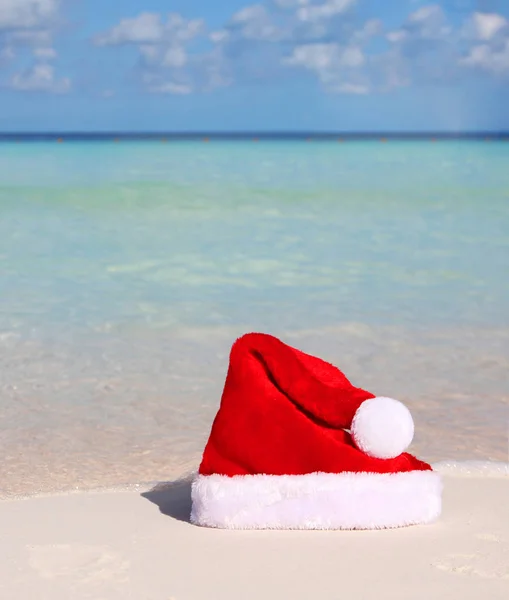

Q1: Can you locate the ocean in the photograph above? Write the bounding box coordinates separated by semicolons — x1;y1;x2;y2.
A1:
0;138;508;497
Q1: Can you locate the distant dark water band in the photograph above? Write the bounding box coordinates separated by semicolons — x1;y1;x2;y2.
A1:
1;132;509;142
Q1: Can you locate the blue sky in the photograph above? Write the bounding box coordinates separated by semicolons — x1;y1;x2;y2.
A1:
0;0;508;131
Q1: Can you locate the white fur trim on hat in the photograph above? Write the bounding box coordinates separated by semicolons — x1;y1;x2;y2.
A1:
351;397;415;459
191;470;442;530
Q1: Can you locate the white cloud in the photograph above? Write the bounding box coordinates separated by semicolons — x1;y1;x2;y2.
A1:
406;4;449;39
409;5;439;23
93;1;375;95
93;11;207;95
163;46;187;68
34;46;56;58
285;42;337;69
335;81;368;94
372;48;411;90
284;42;367;92
0;0;58;30
386;30;407;43
468;12;507;41
461;40;509;74
94;13;164;45
10;63;70;92
94;12;205;46
139;44;159;61
273;0;309;8
341;46;364;67
7;29;53;46
90;2;509;96
387;6;450;46
209;30;229;43
459;12;509;76
296;0;356;22
148;81;193;94
232;4;267;23
285;42;365;70
227;0;357;42
166;13;204;42
375;4;462;88
141;71;194;94
353;19;382;42
88;3;392;95
0;0;69;92
0;7;56;60
230;4;283;41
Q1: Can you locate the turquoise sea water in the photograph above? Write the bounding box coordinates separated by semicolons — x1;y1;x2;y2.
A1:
1;141;508;496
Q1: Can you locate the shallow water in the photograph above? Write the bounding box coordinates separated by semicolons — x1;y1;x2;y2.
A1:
0;141;508;497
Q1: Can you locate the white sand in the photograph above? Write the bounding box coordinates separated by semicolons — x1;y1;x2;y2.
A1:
1;466;508;600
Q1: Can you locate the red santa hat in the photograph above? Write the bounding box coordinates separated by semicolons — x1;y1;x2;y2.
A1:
191;333;442;530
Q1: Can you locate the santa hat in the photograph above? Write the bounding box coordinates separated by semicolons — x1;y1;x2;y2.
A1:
191;333;442;530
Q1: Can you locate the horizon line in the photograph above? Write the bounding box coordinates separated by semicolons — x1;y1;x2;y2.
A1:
1;130;508;140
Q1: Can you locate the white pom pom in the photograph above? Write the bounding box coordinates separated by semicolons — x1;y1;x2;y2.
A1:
351;397;414;459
